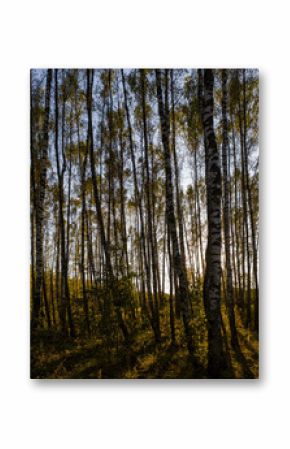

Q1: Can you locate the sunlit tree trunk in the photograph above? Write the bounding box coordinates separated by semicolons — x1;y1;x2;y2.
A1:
116;95;129;276
87;69;129;342
76;96;90;336
221;69;239;349
199;69;224;377
31;69;52;331
121;69;158;340
242;70;259;331
170;69;187;316
140;69;161;340
156;68;194;358
54;69;75;337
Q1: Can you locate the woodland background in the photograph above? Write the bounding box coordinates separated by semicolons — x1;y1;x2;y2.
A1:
30;68;259;379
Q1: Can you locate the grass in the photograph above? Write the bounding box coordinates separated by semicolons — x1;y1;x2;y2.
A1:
31;303;259;379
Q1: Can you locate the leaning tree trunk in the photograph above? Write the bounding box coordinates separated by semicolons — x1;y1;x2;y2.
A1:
199;69;224;378
221;69;239;350
155;69;194;358
170;69;187;317
87;69;129;342
54;69;75;337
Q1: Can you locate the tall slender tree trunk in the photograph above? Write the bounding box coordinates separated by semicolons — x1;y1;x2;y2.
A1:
87;69;129;342
237;70;250;325
221;70;239;349
167;223;176;344
54;69;75;337
31;69;52;331
242;70;259;331
117;101;129;275
231;111;242;309
30;72;36;319
156;69;194;358
199;69;224;377
140;69;161;340
194;151;205;276
78;115;90;336
121;69;159;341
171;69;187;316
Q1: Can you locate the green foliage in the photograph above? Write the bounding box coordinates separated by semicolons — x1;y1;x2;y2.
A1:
31;68;259;379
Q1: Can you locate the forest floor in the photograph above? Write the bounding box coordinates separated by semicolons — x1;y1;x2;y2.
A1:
31;305;259;379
